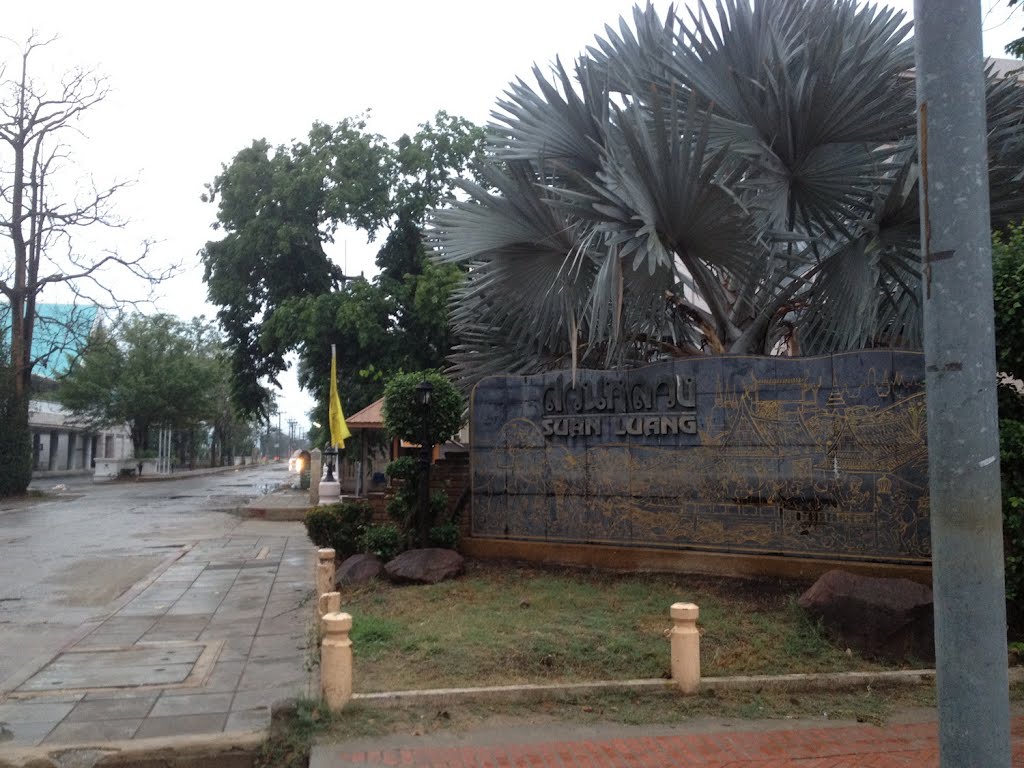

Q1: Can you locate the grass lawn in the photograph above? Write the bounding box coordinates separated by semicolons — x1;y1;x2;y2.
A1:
260;569;1020;768
336;561;904;694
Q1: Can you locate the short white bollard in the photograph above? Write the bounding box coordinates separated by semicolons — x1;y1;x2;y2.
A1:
670;602;700;694
315;548;335;598
321;611;353;710
315;548;335;620
318;591;341;618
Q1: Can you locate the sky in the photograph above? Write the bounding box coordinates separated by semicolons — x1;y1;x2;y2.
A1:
4;0;1023;429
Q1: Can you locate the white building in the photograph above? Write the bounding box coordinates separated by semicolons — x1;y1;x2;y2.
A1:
28;399;133;477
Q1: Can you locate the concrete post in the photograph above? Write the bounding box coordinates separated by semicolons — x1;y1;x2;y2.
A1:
315;548;335;599
319;478;341;506
321;611;353;710
310;448;322;506
317;591;341;619
670;602;700;694
914;3;1011;765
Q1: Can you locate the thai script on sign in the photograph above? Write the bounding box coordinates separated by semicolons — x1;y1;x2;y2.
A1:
541;373;698;438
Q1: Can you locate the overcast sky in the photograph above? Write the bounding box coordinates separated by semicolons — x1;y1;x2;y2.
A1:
5;1;1022;428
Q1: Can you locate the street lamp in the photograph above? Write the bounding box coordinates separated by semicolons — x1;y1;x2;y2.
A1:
323;443;338;483
415;380;434;548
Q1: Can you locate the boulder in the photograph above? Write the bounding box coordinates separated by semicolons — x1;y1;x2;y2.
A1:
334;554;383;587
384;548;464;585
798;569;934;661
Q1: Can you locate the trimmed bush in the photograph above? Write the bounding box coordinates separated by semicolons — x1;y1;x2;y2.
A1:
360;523;403;561
303;501;372;557
384;456;417;482
428;521;460;550
381;370;462;446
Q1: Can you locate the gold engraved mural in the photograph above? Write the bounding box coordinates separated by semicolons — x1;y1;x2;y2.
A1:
470;351;929;563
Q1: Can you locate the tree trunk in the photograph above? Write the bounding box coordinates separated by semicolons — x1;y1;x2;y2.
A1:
0;368;32;496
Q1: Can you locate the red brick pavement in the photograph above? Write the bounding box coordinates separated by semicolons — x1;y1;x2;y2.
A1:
319;716;1024;767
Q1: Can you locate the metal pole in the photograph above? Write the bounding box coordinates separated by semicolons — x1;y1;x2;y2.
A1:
913;3;1010;766
418;402;432;548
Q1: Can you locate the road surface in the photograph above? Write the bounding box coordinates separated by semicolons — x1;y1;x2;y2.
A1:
0;464;289;692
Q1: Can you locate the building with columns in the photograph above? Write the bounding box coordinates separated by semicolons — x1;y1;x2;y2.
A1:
28;399;133;477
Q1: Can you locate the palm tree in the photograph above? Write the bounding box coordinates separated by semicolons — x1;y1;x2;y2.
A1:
431;0;1024;393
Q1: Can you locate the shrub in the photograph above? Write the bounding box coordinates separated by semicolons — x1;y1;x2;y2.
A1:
428;521;460;550
360;523;403;560
1000;418;1024;616
384;459;419;542
384;456;417;482
303;501;372;557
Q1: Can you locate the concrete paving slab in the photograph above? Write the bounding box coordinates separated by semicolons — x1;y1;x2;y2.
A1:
248;634;306;662
43;717;142;744
150;692;234;717
81;689;166;702
198;661;245;693
96;617;159;634
229;689;286;712
237;659;307;691
64;694;158;722
0;718;55;747
211;635;255;662
134;712;228;739
68;632;150;650
0;699;77;723
225;708;271;732
19;662;197;691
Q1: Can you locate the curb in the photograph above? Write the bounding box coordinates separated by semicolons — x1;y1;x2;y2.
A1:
0;730;264;768
350;666;1024;708
2;668;1018;766
134;462;271;483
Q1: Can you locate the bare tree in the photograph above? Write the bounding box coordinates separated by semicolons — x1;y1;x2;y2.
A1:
0;34;171;495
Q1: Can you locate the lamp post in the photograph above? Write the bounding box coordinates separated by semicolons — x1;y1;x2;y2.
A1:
415;380;434;548
323;443;338;483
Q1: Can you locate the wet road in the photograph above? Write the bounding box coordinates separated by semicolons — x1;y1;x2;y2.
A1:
0;464;290;692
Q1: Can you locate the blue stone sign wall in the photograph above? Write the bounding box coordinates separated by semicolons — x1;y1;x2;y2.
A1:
470;351;929;563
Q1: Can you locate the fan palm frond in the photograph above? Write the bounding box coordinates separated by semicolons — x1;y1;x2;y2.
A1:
433;0;1024;393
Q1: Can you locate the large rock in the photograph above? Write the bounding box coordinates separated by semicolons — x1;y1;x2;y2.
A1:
334;554;383;587
798;570;934;661
384;548;464;585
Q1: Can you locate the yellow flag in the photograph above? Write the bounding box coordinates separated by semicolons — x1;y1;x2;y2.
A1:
329;344;352;448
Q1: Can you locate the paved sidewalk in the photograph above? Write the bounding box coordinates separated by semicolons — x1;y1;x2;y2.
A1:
0;520;314;752
313;715;1024;767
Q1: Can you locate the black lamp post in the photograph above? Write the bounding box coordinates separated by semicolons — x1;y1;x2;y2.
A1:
415;380;434;548
323;443;338;483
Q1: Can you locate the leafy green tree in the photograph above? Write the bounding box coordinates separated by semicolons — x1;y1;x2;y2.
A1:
58;315;236;456
381;370;463;446
994;225;1024;385
994;224;1024;622
381;370;463;547
202;112;484;424
433;0;1024;393
1007;0;1024;58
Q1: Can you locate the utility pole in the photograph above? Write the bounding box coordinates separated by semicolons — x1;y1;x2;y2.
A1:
914;3;1010;766
288;418;297;455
